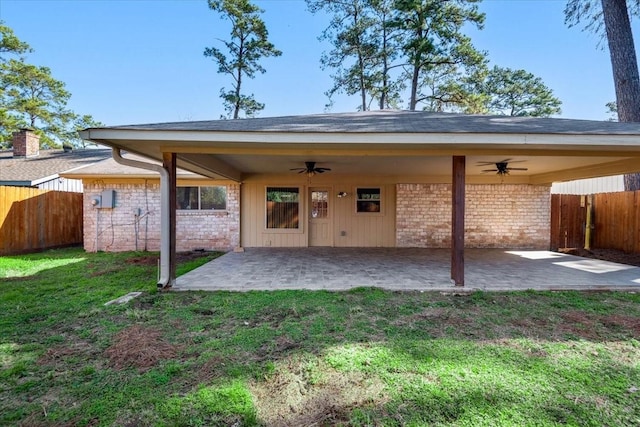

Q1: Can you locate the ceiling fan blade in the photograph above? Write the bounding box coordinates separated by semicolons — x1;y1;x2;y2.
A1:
482;169;498;172
298;170;307;174
290;167;305;171
315;168;331;172
507;167;528;171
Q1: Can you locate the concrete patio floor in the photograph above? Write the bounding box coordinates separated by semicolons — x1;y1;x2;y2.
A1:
173;248;640;292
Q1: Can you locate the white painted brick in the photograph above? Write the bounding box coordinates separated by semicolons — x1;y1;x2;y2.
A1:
83;181;240;252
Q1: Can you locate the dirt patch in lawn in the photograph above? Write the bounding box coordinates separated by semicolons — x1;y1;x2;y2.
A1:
105;325;178;371
250;358;388;427
558;311;640;340
600;314;640;335
125;251;214;267
37;340;99;367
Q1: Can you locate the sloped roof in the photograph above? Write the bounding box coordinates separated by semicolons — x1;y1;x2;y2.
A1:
108;110;640;135
80;110;640;184
0;148;111;185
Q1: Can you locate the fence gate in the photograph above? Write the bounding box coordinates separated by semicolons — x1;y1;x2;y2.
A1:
550;194;586;251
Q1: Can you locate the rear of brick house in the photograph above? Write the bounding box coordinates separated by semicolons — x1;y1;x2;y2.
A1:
65;156;550;252
66;110;640;255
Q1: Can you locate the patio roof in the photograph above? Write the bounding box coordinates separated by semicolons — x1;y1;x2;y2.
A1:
80;110;640;184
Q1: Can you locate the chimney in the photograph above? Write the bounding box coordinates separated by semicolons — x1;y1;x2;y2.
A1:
12;129;40;158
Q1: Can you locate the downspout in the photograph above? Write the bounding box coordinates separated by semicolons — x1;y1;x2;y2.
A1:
111;148;171;288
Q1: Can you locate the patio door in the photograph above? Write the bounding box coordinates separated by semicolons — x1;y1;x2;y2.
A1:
309;188;332;246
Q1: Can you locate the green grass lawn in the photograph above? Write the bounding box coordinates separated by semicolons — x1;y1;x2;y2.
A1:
1;248;640;426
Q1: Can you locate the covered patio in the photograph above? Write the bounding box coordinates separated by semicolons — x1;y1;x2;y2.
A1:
79;111;640;288
175;248;640;292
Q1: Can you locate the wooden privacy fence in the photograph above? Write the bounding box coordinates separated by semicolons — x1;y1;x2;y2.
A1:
0;186;83;255
550;194;587;250
551;191;640;253
593;191;640;252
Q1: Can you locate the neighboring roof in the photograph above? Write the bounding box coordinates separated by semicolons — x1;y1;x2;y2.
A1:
61;152;205;179
108;110;640;135
0;148;111;186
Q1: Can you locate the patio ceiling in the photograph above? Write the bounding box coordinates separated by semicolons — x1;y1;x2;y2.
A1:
79;111;640;185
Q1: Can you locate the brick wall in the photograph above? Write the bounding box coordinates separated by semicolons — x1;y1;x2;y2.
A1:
83;181;240;252
396;184;550;249
12;129;40;157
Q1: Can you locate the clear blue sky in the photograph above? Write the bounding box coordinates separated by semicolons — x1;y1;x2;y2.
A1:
0;0;635;125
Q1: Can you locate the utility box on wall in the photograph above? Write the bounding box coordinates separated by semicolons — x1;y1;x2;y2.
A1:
101;190;116;208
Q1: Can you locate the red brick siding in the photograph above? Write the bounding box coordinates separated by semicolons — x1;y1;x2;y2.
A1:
12;129;40;157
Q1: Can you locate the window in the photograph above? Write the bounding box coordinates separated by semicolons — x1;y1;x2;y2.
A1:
311;190;328;219
177;186;226;210
266;187;300;229
356;187;381;213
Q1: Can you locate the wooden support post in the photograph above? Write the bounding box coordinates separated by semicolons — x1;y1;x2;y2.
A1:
163;152;177;286
584;194;593;250
451;156;465;286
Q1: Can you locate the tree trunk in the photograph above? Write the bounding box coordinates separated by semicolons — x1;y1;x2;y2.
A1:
409;25;424;111
233;36;245;120
353;6;368;111
601;0;640;122
409;62;419;110
380;19;388;110
359;53;367;111
624;173;640;191
601;0;640;187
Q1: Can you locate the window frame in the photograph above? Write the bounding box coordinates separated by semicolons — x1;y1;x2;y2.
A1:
176;185;227;211
355;187;383;215
264;186;304;233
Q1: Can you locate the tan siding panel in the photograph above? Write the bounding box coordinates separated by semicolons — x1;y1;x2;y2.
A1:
243;182;396;247
334;184;395;247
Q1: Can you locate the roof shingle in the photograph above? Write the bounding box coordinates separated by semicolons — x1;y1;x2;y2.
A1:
105;110;640;135
0;148;111;184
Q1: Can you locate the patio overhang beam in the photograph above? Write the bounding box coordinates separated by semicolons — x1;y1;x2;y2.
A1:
530;157;640;185
176;153;242;182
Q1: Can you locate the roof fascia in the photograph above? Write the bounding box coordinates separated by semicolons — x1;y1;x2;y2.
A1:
31;174;61;186
0;180;32;186
160;145;640;157
81;128;640;148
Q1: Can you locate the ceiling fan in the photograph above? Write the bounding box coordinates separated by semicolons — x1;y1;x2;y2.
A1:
290;161;331;177
477;159;528;176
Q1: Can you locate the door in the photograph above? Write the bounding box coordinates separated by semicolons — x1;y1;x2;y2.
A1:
309;188;332;246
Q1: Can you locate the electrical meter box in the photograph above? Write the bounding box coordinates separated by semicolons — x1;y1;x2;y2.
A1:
101;190;115;208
